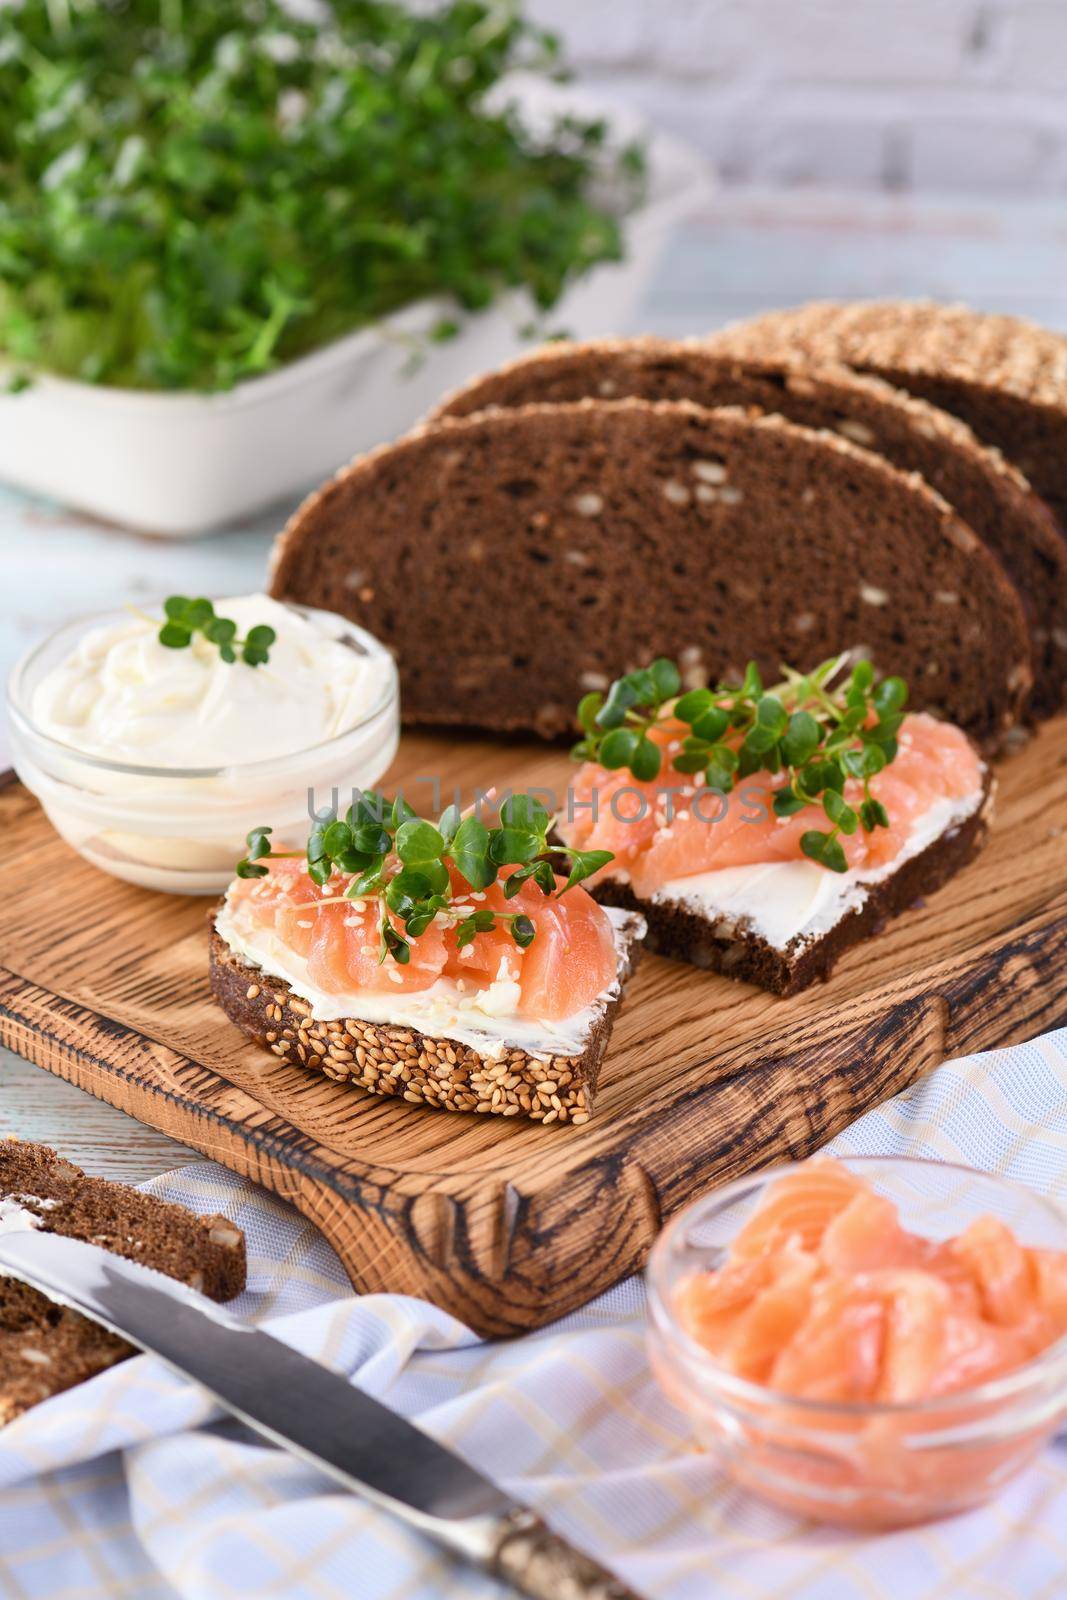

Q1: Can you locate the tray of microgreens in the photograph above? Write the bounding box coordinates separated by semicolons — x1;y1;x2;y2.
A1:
0;0;644;392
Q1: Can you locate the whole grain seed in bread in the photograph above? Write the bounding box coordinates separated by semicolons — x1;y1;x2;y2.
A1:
209;914;644;1123
269;399;1031;750
432;337;1066;717
0;1139;246;1425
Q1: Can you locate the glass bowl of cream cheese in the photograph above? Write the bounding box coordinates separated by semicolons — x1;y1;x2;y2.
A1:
7;595;399;895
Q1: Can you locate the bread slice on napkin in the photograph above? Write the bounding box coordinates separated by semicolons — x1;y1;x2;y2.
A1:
270;399;1031;751
0;1139;246;1424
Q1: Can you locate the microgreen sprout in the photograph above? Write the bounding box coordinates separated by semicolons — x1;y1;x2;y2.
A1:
0;1;645;392
236;793;613;966
571;656;908;873
157;597;276;666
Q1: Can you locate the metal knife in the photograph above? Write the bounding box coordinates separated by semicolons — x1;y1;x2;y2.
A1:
0;1230;643;1600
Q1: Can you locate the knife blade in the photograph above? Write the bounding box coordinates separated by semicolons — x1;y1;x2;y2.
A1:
0;1228;643;1600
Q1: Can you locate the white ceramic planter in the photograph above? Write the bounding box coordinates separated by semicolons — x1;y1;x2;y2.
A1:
0;79;712;538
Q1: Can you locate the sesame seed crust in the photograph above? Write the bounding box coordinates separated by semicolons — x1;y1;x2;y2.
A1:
208;923;643;1125
715;300;1067;411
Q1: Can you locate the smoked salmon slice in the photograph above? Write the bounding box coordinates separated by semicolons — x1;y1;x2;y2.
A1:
677;1159;1067;1404
226;855;619;1019
565;711;983;897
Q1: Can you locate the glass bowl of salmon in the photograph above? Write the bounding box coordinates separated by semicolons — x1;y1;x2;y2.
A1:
646;1155;1067;1528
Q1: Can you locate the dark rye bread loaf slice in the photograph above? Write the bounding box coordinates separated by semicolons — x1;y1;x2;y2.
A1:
270;399;1031;750
0;1139;246;1425
715;301;1067;665
590;769;993;996
209;915;644;1124
432;338;1067;718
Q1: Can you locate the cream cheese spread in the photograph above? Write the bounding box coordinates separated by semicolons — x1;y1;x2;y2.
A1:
30;594;390;768
0;1195;57;1236
648;789;985;951
215;899;644;1061
12;599;399;895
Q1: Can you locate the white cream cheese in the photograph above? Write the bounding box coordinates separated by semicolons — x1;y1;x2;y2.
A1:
648;789;985;951
30;594;389;768
0;1195;57;1236
11;600;400;895
215;899;644;1061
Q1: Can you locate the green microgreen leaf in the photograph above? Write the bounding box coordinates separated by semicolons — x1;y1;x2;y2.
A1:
674;688;715;723
772;786;808;818
203;616;237;645
380;921;410;965
800;830;849;873
490;828;544;865
874;676;908;716
576;692;604;734
307;825;331;864
245;833;272;865
649;657;681;700
672;750;710;775
450;816;495;889
596;678;642;731
561;848;613;893
395;818;445;864
235;859;269;879
385;867;435;915
781;709;820;767
755;695;788;738
860;797;890;831
822;790;858;835
158;622;192;649
156;596;276;666
690;706;729;744
598;727;640;770
739;661;763;699
322;820;353;858
630;735;661;782
351;858;387;895
499;794;551;835
437;804;462;847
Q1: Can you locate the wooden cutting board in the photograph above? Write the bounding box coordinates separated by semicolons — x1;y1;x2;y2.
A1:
2;721;1066;1336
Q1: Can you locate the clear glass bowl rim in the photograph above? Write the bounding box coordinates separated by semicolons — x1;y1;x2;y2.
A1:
646;1153;1067;1421
6;599;399;781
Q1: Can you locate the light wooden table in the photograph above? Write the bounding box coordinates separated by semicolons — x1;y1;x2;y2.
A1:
4;187;1066;1183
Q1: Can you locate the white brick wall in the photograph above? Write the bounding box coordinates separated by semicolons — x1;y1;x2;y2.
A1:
527;0;1067;192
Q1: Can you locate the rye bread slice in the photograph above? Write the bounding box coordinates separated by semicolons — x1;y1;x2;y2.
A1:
0;1139;246;1425
269;399;1031;750
713;301;1067;632
590;771;993;996
209;914;644;1124
432;337;1066;718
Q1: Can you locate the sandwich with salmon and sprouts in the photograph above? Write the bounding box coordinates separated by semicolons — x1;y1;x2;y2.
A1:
210;793;645;1124
557;655;992;995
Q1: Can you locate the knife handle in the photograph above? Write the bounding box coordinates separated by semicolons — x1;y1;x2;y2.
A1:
491;1508;645;1600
